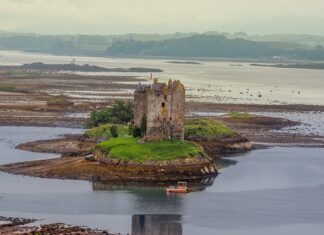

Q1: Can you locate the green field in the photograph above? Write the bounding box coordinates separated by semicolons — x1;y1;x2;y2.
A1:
185;118;237;138
96;137;202;162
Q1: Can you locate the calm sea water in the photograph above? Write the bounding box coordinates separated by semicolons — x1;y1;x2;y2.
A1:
0;50;324;105
0;126;324;235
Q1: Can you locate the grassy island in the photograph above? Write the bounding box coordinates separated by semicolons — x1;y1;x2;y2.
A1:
96;137;202;162
185;118;237;138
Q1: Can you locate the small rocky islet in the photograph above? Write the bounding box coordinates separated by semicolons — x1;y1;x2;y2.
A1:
0;79;253;182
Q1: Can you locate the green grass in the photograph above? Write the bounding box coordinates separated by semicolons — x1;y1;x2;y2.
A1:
0;85;17;92
228;112;251;119
96;137;202;162
86;124;129;139
185;118;237;138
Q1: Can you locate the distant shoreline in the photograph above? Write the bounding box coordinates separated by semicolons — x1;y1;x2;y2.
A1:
0;62;163;73
2;49;324;64
251;63;324;70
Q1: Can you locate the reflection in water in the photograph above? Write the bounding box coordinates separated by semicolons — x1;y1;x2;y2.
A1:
132;214;182;235
92;177;217;193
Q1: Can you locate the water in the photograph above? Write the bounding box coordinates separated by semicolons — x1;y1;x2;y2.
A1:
0;126;324;234
1;50;324;105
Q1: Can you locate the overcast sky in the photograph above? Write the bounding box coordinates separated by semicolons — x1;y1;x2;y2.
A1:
1;0;324;35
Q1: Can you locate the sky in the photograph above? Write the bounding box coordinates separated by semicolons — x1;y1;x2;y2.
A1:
1;0;324;35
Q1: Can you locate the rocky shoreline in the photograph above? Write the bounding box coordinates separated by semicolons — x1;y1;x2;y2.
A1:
0;216;114;235
0;155;217;182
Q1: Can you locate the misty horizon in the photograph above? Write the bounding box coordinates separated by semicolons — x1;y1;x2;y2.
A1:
1;0;324;36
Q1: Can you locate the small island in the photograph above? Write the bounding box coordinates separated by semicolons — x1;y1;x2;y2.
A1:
0;79;252;182
166;61;201;65
250;62;324;70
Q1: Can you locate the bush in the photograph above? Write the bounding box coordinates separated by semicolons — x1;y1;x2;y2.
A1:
85;100;134;128
111;100;134;124
86;109;113;128
109;125;119;138
132;126;142;137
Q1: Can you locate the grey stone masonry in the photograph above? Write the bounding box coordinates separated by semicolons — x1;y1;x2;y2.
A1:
134;78;185;141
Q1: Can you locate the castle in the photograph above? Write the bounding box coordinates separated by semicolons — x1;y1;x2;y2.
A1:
134;78;185;141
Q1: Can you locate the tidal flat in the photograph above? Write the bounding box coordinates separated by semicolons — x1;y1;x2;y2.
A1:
0;50;324;234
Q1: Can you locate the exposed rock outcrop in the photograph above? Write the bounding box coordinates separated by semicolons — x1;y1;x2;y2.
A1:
187;136;252;158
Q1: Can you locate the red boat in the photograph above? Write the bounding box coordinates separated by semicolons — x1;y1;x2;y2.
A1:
166;182;188;193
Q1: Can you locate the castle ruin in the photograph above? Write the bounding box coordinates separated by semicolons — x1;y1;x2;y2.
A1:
134;78;185;141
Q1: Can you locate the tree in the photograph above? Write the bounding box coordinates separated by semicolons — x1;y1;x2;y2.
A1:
86;108;113;128
109;125;119;138
85;99;134;128
111;100;134;124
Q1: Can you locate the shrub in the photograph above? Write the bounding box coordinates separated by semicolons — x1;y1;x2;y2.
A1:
111;99;134;124
132;126;142;137
109;125;119;138
86;109;113;128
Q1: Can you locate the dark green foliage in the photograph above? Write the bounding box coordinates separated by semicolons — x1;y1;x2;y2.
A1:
132;126;142;137
85;100;134;128
111;100;134;124
106;35;324;60
128;124;134;136
1;33;324;60
86;109;113;128
109;125;119;138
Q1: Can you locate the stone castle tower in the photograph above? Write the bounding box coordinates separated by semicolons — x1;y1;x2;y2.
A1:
134;78;185;141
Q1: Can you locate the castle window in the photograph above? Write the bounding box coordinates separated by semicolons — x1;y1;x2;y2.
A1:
170;117;172;121
164;95;167;100
162;102;165;107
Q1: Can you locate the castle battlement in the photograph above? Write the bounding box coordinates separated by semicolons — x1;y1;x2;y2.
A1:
134;78;185;141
